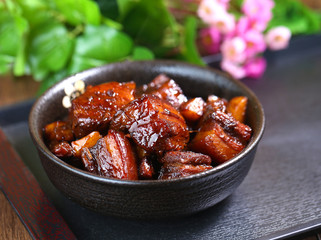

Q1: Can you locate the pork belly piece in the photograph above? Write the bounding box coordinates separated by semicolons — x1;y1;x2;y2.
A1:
50;141;73;159
189;109;252;165
158;163;213;180
137;74;187;109
70;81;136;138
205;95;249;124
195;95;228;128
110;95;189;155
158;151;213;180
71;131;102;158
227;96;248;123
138;157;155;180
81;130;138;180
206;95;228;113
159;151;212;165
43;121;74;159
179;97;205;123
135;146;157;179
44;120;74;142
81;148;97;174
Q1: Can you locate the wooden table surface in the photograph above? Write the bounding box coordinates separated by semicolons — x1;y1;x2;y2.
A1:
0;75;38;240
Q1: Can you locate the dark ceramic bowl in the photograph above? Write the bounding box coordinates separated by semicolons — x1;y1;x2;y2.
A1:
29;60;265;219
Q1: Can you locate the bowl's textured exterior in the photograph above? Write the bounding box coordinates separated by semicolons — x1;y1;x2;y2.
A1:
29;60;265;219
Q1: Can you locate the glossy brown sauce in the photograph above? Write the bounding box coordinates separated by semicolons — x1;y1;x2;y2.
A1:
44;75;252;180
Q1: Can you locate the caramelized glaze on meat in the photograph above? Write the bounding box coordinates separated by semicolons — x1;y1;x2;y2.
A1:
158;151;213;180
81;130;138;180
159;151;212;165
206;95;228;112
138;157;155;180
110;95;189;154
43;121;74;159
190;108;252;165
71;131;102;158
44;74;253;180
159;163;213;180
70;81;136;138
44;121;74;142
50;141;73;158
179;97;205;123
227;96;248;123
138;74;187;109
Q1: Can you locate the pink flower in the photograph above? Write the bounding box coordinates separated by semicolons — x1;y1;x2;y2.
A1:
232;18;267;57
251;18;269;33
234;16;250;36
196;0;281;80
242;0;274;20
197;0;223;24
265;26;292;50
221;60;246;79
199;27;221;54
221;37;247;63
244;57;267;79
242;0;274;32
209;11;235;34
243;29;266;57
216;0;230;9
198;0;235;34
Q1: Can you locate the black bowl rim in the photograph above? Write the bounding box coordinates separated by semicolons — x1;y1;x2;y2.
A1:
29;60;265;187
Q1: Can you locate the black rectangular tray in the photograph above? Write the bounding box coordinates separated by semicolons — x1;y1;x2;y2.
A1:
1;35;321;240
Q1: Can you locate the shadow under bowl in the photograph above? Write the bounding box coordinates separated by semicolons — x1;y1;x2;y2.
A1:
29;60;265;219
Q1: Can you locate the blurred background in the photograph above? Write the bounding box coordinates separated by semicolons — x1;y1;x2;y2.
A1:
0;0;320;107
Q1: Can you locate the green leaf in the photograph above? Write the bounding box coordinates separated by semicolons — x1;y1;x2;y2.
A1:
28;21;75;80
131;46;154;60
54;0;101;25
94;0;119;20
13;15;29;76
102;17;123;31
0;12;20;56
13;14;28;36
0;10;29;76
270;0;321;35
0;55;14;74
3;0;22;14
74;25;133;61
32;67;49;81
15;1;55;29
37;69;69;95
13;37;27;76
14;0;53;13
178;16;205;65
302;7;321;33
121;0;179;51
68;55;107;75
117;0;138;20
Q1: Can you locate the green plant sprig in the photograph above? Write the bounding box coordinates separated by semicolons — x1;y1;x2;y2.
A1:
0;0;204;94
